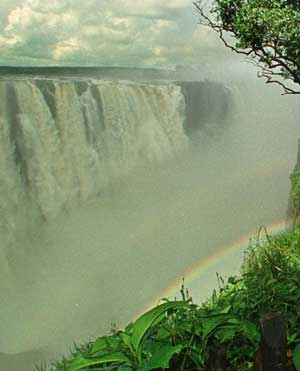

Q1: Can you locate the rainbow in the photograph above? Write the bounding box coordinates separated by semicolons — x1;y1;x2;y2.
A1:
133;219;292;320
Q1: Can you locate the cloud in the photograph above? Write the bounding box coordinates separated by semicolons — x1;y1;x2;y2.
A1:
0;0;229;66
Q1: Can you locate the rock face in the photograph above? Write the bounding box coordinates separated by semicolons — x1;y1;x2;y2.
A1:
0;76;231;263
179;81;231;136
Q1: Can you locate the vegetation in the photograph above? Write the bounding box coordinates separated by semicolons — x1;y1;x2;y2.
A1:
36;3;300;369
194;0;300;95
290;169;300;224
37;228;300;371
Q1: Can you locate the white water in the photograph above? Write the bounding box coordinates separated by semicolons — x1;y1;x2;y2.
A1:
0;79;188;273
1;69;300;370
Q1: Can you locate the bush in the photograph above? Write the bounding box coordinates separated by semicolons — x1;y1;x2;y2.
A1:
38;228;300;371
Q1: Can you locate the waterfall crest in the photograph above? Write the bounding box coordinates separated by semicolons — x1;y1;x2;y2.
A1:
0;79;188;256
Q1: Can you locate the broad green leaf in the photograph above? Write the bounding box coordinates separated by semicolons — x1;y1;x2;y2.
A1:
120;332;132;348
125;322;134;334
130;301;187;353
220;305;232;314
201;314;237;340
66;352;130;371
91;336;120;357
293;344;300;371
140;344;183;371
92;337;108;353
226;318;239;325
118;368;133;371
194;324;202;336
205;316;258;344
85;350;112;360
216;326;238;343
156;326;172;340
288;333;298;344
239;321;259;342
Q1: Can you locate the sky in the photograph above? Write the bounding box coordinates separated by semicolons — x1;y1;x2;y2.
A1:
0;0;227;66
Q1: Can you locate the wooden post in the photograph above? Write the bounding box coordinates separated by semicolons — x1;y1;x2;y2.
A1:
205;345;227;371
254;313;287;371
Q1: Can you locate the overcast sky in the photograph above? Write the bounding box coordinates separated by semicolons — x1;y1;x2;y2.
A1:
0;0;229;66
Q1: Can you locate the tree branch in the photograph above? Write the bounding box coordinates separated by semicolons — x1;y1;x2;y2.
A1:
193;0;300;95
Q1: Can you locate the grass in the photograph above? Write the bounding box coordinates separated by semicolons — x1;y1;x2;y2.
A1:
36;227;300;371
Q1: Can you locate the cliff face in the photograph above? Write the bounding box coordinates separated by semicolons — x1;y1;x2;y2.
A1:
0;77;233;256
178;81;231;136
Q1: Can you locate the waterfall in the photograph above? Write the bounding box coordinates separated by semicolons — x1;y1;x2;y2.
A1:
0;78;189;259
2;69;299;366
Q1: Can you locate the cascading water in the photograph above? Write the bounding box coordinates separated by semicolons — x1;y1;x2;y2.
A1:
0;79;189;272
1;66;299;371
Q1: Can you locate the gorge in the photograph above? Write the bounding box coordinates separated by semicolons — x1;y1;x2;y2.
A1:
0;66;299;370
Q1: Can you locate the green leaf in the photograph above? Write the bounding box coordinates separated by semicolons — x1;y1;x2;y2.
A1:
201;314;237;340
216;326;238;343
130;301;188;354
91;336;120;358
239;321;259;342
288;333;298;344
220;305;232;314
125;322;134;334
66;352;130;371
293;344;300;371
92;338;108;353
156;326;172;340
140;344;183;371
120;332;132;348
118;368;133;371
106;337;120;349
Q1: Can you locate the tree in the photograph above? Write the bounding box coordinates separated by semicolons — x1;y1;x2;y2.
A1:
194;0;300;95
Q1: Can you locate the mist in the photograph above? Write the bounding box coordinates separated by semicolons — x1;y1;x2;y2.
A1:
1;61;300;371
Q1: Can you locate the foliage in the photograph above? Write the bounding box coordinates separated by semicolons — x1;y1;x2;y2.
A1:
293;343;300;370
37;228;300;371
194;0;300;94
290;169;300;222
